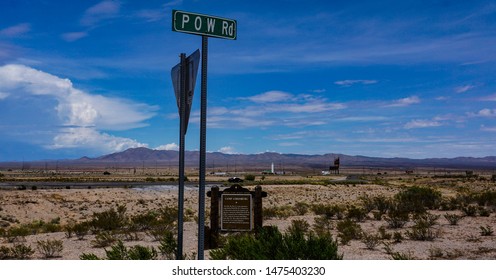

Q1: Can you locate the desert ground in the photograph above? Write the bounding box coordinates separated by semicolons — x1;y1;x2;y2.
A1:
1;168;496;260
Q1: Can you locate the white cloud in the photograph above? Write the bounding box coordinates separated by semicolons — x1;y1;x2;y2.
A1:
334;80;378;86
155;143;179;151
404;119;442;129
475;108;496;117
480;94;496;101
454;85;475;93
0;91;9;100
243;90;293;103
61;32;88;42
0;64;157;153
481;125;496;132
0;23;30;37
81;0;120;26
219;146;236;154
387;95;421;107
50;127;147;152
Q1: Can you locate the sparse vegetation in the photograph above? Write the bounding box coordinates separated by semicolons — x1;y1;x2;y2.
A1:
37;239;63;258
444;213;464;225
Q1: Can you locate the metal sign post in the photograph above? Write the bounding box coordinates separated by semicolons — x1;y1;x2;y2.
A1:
172;9;236;260
171;50;200;260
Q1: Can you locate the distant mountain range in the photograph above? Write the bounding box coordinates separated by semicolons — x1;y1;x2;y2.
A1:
74;147;496;170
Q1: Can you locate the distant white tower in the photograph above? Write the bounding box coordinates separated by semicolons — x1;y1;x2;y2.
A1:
271;162;274;174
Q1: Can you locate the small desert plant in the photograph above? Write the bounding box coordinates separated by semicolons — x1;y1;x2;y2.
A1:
361;232;381;250
313;215;333;236
294;202;310;215
6;225;30;243
346;205;367;222
244;174;256;181
383;243;415;260
336;219;362;245
104;240;158;260
384;204;409;229
377;226;392;240
90;205;128;232
80;253;101;260
444;213;464;225
0;244;34;260
73;221;90;240
478;207;491;217
287;219;310;236
37;239;63;258
406;213;440;241
461;204;478;217
480;225;494;236
158;230;177;260
91;231;117;248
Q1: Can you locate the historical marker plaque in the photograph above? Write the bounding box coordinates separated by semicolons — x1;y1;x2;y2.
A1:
221;193;252;231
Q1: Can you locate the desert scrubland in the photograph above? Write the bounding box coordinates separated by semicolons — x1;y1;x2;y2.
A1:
1;169;496;260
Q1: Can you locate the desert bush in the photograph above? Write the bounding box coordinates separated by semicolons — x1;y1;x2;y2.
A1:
158;230;177;260
80;253;101;260
394;186;442;213
336;219;362;245
444;213;463;225
244;174;256;181
473;190;496;207
210;226;342;260
361;232;381;250
73;221;90;240
461;204;478;217
406;213;440;241
91;231;117;248
293;202;309;215
393;232;403;243
383;243;415;260
37;239;63;258
384;204;409;229
377;226;392;240
313;216;333;236
6;225;30;243
104;240;158;260
346;205;367;222
130;211;158;231
263;205;293;219
90;205;128;232
480;225;493;236
0;244;34;260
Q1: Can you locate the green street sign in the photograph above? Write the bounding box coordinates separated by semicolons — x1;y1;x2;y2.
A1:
172;10;237;40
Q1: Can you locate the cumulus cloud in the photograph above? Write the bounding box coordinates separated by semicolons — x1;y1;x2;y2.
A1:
404;119;442;129
0;64;156;153
155;143;179;151
387;95;421;107
473;108;496;117
219;146;236;154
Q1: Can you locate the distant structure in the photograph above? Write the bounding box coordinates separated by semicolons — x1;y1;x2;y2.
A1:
329;157;340;174
271;162;274;174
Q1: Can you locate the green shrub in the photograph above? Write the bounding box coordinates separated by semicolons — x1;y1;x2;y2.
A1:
244;174;256;181
287;219;310;236
294;202;309;215
6;225;30;243
91;231;117;248
73;221;90;240
37;239;63;258
346;205;367;222
90;205;128;232
361;232;381;250
462;204;478;217
384;204;409;229
104;240;158;260
209;226;342;260
395;186;442;213
158;230;177;260
313;216;333;236
444;213;463;225
406;213;440;241
0;244;34;260
80;253;101;260
336;219;362;245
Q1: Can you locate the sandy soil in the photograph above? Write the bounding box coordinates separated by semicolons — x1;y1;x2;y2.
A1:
1;180;496;260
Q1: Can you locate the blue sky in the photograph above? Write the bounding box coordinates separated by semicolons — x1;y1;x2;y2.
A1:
1;0;496;161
